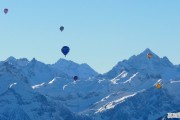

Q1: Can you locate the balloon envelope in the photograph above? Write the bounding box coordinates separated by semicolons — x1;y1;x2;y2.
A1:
73;76;78;81
156;83;161;89
147;53;153;59
61;46;70;56
4;8;8;14
60;26;64;32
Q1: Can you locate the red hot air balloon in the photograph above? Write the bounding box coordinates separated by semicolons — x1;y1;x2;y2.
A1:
4;8;8;14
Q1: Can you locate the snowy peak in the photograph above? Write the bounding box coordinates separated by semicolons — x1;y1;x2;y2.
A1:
5;56;16;62
55;58;76;65
129;48;173;68
27;58;45;67
54;58;95;70
143;48;152;52
140;48;156;56
104;48;174;79
129;48;160;62
3;56;29;67
51;58;98;79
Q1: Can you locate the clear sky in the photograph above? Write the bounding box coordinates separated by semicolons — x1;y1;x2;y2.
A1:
0;0;180;73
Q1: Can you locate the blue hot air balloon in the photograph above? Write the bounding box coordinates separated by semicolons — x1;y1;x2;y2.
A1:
73;76;78;81
61;46;70;57
4;8;8;14
60;26;64;32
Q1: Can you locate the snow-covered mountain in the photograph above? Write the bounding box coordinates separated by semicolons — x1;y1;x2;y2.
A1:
88;49;180;120
104;48;176;80
0;60;91;120
51;58;98;79
1;57;98;85
32;48;180;120
0;48;180;120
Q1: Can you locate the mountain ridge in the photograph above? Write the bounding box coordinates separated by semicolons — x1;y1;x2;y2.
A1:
0;48;180;120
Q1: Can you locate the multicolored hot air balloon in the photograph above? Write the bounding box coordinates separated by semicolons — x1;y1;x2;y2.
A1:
147;53;153;59
60;26;64;32
4;8;8;14
61;46;70;57
73;76;78;81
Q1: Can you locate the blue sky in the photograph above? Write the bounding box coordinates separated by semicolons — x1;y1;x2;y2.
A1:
0;0;180;73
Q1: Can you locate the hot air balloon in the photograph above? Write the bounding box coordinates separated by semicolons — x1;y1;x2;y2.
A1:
73;76;78;81
147;53;153;59
4;8;8;14
61;46;70;57
60;26;64;32
156;83;161;89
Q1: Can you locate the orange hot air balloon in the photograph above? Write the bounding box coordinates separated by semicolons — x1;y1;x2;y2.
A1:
147;53;153;59
156;83;161;89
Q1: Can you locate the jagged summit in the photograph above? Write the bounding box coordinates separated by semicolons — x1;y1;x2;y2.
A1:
31;58;36;62
139;48;154;56
129;48;159;60
55;58;92;67
54;58;81;68
5;56;29;62
142;48;154;54
131;48;172;65
104;48;174;79
4;56;29;67
55;58;75;64
28;58;44;66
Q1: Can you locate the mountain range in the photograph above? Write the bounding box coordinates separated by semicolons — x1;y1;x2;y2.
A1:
0;48;179;120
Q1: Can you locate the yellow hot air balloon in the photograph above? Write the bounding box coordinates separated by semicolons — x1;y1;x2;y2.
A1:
156;83;161;89
147;53;153;59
